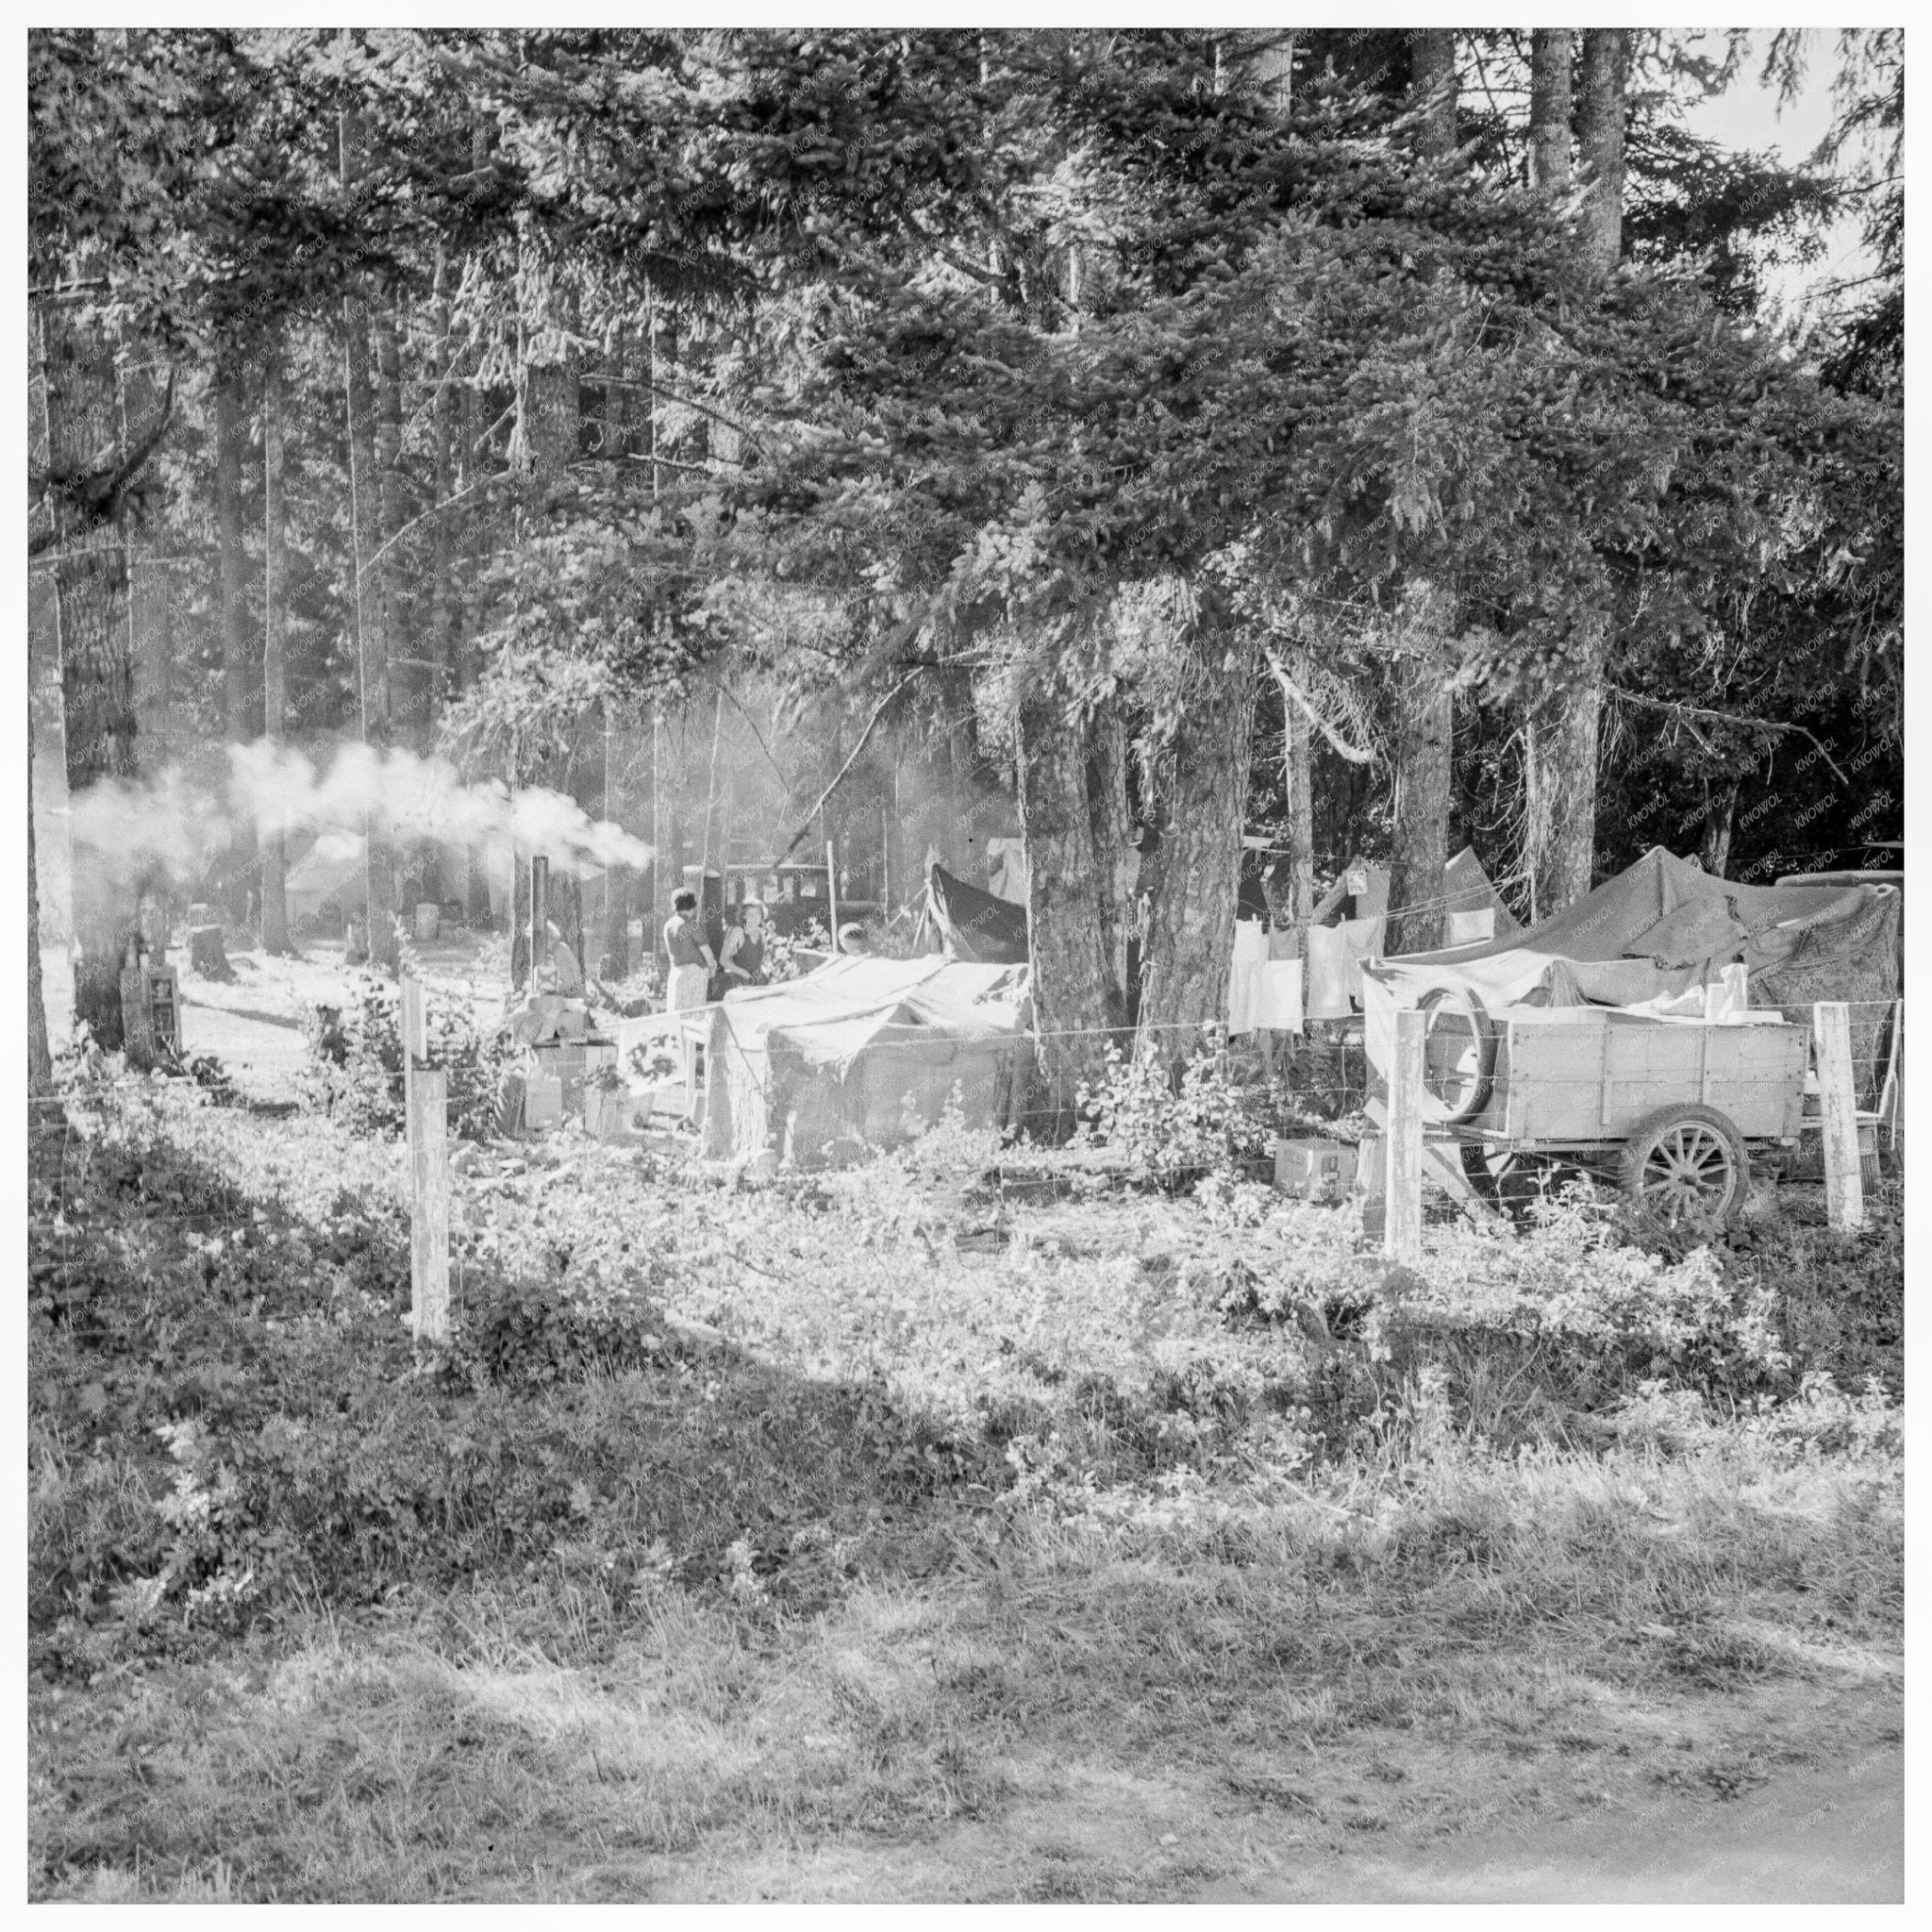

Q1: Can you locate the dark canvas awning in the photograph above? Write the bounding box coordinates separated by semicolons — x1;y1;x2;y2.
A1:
927;860;1028;964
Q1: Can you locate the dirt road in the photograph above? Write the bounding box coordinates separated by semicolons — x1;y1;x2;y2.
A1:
1198;1743;1903;1904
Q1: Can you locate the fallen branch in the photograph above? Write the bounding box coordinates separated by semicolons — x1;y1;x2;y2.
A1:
1607;687;1850;787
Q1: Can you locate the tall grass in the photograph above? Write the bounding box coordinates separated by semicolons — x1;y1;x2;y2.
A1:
27;1074;1904;1900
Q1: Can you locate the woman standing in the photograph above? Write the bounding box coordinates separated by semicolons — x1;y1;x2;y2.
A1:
720;898;770;992
663;888;718;1013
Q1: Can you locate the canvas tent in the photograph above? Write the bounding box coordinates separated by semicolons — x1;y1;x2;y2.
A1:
285;832;367;925
1374;845;1901;1103
699;954;1033;1167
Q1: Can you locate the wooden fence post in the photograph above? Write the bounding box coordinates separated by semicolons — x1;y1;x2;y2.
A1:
1813;1001;1865;1233
409;1066;450;1343
399;974;425;1137
1384;1006;1425;1262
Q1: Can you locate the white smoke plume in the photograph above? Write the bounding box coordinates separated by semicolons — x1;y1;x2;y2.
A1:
69;741;653;891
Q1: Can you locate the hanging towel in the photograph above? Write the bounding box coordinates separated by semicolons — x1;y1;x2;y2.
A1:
1255;957;1304;1033
1306;924;1352;1021
1306;916;1386;1020
1226;919;1270;1032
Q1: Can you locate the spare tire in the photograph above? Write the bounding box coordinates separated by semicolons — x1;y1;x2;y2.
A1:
1414;984;1497;1124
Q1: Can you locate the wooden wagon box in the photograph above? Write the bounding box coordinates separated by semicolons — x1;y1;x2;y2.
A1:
1471;1009;1807;1147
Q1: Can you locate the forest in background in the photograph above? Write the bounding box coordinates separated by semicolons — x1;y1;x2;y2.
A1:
27;27;1903;1107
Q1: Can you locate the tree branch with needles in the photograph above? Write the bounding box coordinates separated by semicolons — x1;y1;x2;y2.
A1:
1607;686;1850;786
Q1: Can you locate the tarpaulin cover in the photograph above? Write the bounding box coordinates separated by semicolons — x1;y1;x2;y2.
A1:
1371;845;1901;1102
700;954;1033;1166
926;861;1028;964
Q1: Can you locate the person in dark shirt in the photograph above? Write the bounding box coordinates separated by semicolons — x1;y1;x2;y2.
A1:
721;899;770;991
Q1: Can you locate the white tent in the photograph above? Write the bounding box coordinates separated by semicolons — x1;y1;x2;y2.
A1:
284;832;367;925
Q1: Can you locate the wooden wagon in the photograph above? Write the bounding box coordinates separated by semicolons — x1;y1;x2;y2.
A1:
1405;996;1810;1226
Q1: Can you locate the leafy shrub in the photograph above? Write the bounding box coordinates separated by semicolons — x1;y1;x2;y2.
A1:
299;971;511;1141
1077;1041;1275;1184
446;1257;671;1390
1725;1187;1903;1394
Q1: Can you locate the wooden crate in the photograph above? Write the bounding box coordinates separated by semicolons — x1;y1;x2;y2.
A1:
1274;1137;1358;1201
1477;1010;1807;1146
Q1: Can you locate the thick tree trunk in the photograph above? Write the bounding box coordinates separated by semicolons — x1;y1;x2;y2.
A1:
430;248;458;725
259;363;291;955
1282;658;1315;930
374;300;434;908
1576;29;1628;280
1085;700;1135;1024
215;371;254;921
1523;33;1625;921
215;374;252;739
344;297;398;974
1528;29;1574;191
1410;29;1457;158
1137;638;1257;1074
29;727;54;1098
374;301;415;742
342;109;398;976
134;531;172;788
599;342;629;977
1385;594;1455;957
602;704;629;977
458;375;482;699
1525;670;1604;920
42;298;140;1051
1018;693;1122;1129
511;242;579;511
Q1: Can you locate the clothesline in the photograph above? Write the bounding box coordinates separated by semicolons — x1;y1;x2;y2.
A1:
1243;885;1491;927
620;1004;1896;1053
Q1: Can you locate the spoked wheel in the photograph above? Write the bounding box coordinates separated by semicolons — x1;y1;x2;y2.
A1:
1618;1103;1748;1229
1458;1141;1595;1218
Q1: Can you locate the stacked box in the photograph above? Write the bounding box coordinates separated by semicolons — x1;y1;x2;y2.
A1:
524;1074;564;1126
1274;1137;1358;1202
583;1087;649;1140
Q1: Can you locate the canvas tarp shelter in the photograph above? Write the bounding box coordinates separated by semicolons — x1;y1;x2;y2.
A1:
1373;845;1901;1103
700;954;1033;1167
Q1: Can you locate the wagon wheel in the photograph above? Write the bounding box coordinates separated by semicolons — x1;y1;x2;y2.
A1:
1416;985;1496;1124
1618;1103;1748;1230
1458;1141;1595;1219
